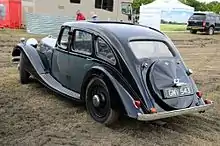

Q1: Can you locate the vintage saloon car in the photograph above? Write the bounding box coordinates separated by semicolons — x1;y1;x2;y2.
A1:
11;21;213;125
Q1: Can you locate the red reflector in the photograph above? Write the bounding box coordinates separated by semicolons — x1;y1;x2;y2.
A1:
150;108;157;113
196;91;203;98
133;100;141;109
202;21;206;27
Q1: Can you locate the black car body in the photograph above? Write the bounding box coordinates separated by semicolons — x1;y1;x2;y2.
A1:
187;12;220;35
11;21;213;125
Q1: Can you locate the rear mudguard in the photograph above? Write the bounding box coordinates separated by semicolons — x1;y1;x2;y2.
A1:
85;66;144;119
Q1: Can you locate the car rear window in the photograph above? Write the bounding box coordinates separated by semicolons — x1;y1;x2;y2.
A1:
189;14;206;20
129;41;173;59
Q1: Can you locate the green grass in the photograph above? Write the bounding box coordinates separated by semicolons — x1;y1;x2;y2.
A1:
160;24;187;31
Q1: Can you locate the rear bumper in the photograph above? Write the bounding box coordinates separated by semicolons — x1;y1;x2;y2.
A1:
187;26;207;31
137;102;214;121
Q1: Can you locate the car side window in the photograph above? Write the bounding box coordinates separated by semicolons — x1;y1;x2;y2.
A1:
206;16;210;21
96;37;116;65
217;16;220;22
211;16;216;21
58;27;70;50
73;30;93;55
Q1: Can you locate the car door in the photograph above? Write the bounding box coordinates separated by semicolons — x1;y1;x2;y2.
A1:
51;26;71;88
215;16;220;31
68;29;95;92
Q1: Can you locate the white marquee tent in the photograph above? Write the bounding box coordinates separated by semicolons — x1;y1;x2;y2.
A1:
141;0;194;12
139;0;195;30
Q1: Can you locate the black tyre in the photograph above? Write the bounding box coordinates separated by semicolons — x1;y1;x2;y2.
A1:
19;53;30;84
207;26;214;35
190;30;197;34
85;77;119;126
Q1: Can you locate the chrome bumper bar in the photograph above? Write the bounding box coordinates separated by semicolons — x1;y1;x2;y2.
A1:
137;103;214;121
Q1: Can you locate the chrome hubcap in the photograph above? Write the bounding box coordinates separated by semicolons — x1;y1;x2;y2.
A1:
209;29;213;35
92;95;100;107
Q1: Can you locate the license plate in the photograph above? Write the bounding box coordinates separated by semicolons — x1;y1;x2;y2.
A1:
163;85;194;99
192;27;198;29
191;26;202;29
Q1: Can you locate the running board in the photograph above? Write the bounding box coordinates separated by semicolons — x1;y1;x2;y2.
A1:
40;74;80;100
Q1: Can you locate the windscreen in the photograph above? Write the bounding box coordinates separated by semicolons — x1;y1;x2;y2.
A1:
189;14;206;20
129;41;173;59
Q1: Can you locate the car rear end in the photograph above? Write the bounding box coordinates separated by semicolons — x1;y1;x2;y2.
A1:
187;13;208;33
128;36;214;121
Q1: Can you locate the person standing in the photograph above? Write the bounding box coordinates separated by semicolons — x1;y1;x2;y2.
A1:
90;12;98;20
75;10;85;39
76;10;86;21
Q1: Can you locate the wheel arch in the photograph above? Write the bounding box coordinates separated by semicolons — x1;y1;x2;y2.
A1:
209;24;215;28
11;45;22;63
12;45;21;57
80;66;143;119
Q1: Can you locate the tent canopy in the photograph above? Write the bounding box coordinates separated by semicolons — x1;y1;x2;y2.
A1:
141;0;194;11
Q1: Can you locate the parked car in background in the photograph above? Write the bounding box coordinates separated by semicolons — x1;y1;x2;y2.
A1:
187;12;220;35
11;21;213;126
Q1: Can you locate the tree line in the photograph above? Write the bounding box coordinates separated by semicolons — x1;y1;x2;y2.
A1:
132;0;220;14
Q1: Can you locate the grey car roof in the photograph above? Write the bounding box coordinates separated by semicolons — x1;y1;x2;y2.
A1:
62;21;173;67
62;21;167;42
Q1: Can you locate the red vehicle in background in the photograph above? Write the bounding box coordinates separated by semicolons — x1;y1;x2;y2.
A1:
0;0;22;29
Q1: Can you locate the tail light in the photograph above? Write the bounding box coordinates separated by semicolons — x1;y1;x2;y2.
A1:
133;100;141;109
150;108;157;113
202;20;206;27
196;91;203;98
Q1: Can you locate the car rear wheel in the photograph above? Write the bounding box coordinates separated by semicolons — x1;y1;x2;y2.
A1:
85;77;119;126
190;30;197;34
207;27;214;35
19;53;30;84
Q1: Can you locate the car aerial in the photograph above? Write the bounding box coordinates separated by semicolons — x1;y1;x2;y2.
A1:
11;21;213;126
187;12;220;35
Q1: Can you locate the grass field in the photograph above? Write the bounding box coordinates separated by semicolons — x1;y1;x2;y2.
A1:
160;24;187;31
0;30;220;145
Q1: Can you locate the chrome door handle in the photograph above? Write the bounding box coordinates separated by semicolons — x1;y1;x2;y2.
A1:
86;58;93;61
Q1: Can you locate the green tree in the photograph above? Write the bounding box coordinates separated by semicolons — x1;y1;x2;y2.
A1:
180;0;204;11
132;0;154;13
206;1;220;13
180;0;220;12
133;0;220;14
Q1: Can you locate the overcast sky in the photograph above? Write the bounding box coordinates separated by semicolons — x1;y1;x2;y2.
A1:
198;0;220;2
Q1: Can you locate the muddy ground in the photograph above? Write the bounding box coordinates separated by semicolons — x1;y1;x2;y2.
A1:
0;30;220;146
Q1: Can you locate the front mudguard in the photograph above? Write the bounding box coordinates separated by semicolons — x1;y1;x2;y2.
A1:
13;43;46;75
